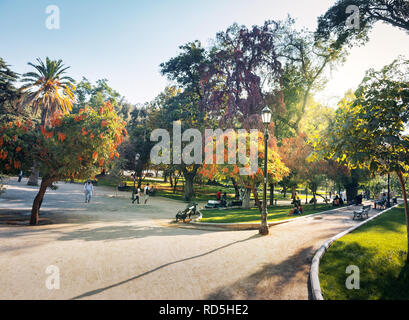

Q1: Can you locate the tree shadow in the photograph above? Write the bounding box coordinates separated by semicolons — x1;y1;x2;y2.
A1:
55;223;218;242
70;233;261;300
381;263;409;300
319;241;408;300
205;246;315;300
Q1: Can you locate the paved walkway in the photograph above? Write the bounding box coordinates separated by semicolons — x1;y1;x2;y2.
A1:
0;177;379;300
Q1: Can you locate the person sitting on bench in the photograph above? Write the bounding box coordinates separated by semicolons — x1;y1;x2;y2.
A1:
376;193;387;208
333;195;340;207
355;193;363;205
292;193;301;207
221;192;227;207
288;203;303;216
216;190;222;202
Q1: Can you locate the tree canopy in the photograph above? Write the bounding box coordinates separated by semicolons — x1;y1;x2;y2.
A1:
313;58;409;261
316;0;409;48
0;102;127;224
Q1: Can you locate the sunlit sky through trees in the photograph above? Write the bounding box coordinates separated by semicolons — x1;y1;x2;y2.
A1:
1;0;408;107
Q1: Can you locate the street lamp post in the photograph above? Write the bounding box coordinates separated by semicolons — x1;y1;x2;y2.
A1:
132;153;140;204
260;106;272;235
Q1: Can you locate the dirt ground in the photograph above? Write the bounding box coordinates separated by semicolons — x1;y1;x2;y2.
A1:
0;177;377;300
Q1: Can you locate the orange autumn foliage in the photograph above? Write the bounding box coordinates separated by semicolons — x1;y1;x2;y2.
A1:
57;132;67;142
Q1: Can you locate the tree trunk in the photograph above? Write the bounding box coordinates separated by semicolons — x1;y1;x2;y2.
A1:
291;186;297;199
184;176;194;202
345;183;358;203
169;174;173;188
269;183;275;207
242;188;251;209
231;178;240;200
313;191;317;209
305;188;308;205
283;186;287;198
30;178;51;225
397;171;409;264
182;166;199;202
27;162;39;186
252;187;262;213
173;175;179;193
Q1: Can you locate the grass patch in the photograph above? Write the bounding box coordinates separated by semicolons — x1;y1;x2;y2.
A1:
319;205;409;300
156;185;237;203
200;203;333;223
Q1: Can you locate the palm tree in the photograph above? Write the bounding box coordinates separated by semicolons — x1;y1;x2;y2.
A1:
20;57;75;185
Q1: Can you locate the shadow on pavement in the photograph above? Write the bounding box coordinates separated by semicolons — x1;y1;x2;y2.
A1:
70;233;261;300
206;246;314;300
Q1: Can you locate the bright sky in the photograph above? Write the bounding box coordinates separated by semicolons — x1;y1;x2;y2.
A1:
0;0;408;107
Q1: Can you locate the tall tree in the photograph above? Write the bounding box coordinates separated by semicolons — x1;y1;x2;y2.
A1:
0;102;126;224
19;57;76;186
0;58;21;122
20;57;75;125
160;42;211;201
314;58;409;262
274;18;346;137
125;104;154;188
202;21;284;131
74;78;121;112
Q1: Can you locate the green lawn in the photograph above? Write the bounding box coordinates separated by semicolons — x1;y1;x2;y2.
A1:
200;203;334;223
319;205;409;300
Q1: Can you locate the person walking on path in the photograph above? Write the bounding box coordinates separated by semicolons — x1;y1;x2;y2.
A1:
144;184;151;204
132;187;141;204
84;181;94;203
18;170;23;183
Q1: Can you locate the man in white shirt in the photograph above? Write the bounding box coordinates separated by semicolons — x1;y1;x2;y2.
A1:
84;181;94;203
144;184;150;204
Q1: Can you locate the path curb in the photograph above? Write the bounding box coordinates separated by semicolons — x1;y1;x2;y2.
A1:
190;204;354;231
309;203;399;300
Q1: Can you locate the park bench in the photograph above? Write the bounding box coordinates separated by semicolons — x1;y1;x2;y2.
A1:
205;200;223;209
374;198;387;210
175;203;199;223
228;200;243;207
353;204;372;220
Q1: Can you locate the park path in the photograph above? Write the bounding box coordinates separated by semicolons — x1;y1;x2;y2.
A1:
0;177;376;300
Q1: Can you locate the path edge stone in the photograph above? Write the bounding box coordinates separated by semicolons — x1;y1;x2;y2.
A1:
309;203;400;300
